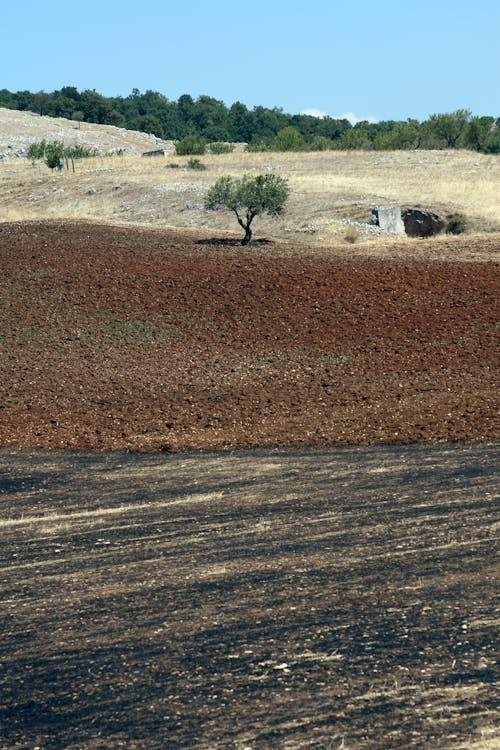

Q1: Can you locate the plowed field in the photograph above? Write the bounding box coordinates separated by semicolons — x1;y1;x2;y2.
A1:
0;221;498;451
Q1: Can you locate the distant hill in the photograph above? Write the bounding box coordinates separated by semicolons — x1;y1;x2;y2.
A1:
0;108;176;160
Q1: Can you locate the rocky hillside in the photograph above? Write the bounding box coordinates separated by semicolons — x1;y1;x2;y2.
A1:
0;107;176;159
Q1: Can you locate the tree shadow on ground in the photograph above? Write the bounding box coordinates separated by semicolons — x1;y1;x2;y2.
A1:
196;237;272;246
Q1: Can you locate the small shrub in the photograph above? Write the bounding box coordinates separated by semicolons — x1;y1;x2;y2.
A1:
446;212;468;234
344;226;360;244
167;162;180;168
209;142;234;154
175;135;206;155
247;139;271;152
28;140;47;161
273;126;305;151
44;141;65;171
28;139;98;166
66;144;98;159
187;158;207;170
309;135;334;151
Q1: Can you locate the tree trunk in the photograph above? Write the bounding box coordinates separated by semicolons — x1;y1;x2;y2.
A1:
241;225;252;245
235;210;255;246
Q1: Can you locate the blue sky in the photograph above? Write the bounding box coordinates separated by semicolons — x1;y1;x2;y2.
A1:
2;0;498;123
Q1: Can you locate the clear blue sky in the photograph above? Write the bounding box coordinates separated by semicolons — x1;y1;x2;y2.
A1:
2;0;499;123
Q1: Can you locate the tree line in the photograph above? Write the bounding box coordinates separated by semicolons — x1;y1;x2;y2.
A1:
0;86;498;153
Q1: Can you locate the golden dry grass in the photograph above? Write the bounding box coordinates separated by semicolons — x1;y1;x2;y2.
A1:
1;148;499;243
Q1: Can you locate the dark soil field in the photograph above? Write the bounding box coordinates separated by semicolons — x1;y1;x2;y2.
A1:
0;443;498;749
0;221;499;748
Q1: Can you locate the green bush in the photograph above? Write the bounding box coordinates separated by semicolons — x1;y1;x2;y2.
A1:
247;139;271;152
309;135;333;151
27;140;48;161
44;141;65;170
28;139;98;165
446;213;468;234
273;126;305;151
337;128;372;150
175;135;206;155
209;141;234;154
66;144;98;158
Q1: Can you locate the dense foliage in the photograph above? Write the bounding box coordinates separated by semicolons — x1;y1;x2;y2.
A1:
1;87;499;153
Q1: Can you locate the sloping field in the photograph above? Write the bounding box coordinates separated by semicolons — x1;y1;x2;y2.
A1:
0;221;498;451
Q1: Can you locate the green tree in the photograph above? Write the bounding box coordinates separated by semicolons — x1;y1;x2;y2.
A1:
426;109;471;148
175;134;206;155
227;101;256;142
136;114;164;137
483;119;500;153
273;126;305;151
337;127;372;150
72;110;85;128
44;141;65;170
374;119;422;150
252;105;288;140
205;174;289;245
309;135;333;151
33;90;51;115
462;116;495;152
192;95;229;141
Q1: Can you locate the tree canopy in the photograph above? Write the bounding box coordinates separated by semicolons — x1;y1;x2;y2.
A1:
0;87;498;153
205;174;289;244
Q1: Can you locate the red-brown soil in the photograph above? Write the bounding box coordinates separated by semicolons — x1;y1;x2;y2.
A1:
0;220;498;451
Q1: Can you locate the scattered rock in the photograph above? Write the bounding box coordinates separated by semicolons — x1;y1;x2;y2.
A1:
335;218;382;237
142;149;165;157
402;208;445;238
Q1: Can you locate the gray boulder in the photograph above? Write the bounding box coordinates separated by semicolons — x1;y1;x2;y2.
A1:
370;206;405;235
402;208;445;238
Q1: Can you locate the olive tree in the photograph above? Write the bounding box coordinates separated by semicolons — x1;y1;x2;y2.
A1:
204;173;289;245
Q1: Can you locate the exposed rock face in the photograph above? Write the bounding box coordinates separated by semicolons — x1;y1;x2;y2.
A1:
402;208;445;237
370;207;405;235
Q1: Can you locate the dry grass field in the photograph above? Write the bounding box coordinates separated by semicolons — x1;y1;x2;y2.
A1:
1;108;499;243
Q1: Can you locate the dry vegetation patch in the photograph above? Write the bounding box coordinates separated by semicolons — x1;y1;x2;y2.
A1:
1;108;499;242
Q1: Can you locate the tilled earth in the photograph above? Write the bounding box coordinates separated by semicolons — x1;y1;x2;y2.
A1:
0;220;498;451
0;443;498;749
0;222;499;749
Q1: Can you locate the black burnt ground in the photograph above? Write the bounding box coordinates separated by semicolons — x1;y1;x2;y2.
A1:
0;443;498;749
